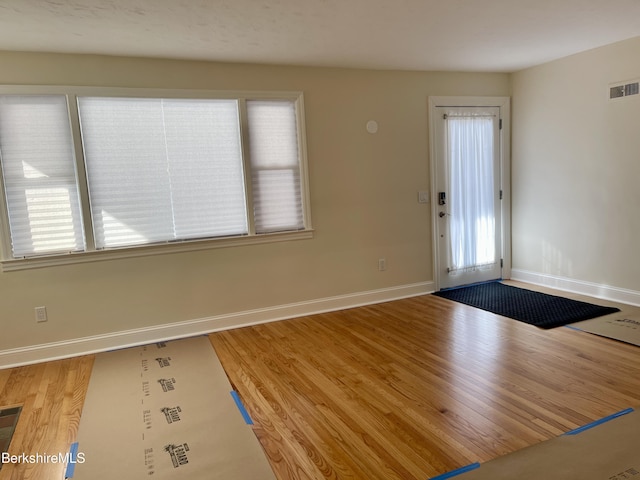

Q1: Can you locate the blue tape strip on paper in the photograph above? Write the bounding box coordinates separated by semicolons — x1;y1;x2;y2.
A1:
230;390;254;425
429;408;634;480
64;442;79;479
564;407;634;436
563;325;583;331
430;462;481;480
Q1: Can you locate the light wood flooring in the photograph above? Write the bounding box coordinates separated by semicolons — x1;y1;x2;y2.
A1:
0;355;93;480
2;283;640;479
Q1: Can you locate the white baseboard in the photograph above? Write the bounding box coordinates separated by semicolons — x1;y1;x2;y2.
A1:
511;269;640;307
0;281;434;369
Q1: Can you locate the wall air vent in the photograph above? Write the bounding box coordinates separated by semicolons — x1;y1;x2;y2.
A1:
625;82;639;96
609;79;640;100
610;85;625;99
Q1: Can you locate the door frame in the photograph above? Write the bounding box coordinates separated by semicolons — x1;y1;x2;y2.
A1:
428;96;511;291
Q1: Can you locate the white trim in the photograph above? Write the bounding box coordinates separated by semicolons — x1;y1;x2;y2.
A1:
511;269;640;307
428;96;511;290
2;229;314;272
295;93;313;231
0;85;305;101
0;281;434;369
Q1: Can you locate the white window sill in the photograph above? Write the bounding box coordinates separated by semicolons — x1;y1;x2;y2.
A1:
1;229;314;272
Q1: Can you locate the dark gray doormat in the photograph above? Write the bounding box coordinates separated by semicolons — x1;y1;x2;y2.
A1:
433;282;620;329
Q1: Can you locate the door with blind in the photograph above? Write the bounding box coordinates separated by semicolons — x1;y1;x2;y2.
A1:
430;100;509;290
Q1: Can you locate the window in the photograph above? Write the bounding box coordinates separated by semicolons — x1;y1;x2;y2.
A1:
0;95;85;257
0;88;312;269
247;100;305;233
78;97;248;248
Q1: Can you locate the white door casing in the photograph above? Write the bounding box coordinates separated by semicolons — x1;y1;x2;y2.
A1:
429;97;511;290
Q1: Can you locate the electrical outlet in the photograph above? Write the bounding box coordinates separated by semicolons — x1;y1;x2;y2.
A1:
35;306;48;323
378;258;386;271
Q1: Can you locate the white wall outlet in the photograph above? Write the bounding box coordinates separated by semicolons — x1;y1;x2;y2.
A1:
378;258;387;271
35;306;48;323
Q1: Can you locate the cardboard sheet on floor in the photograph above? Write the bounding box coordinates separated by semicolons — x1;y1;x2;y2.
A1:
431;408;640;480
571;315;640;347
68;336;275;479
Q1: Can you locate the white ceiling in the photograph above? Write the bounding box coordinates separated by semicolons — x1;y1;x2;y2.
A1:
0;0;639;72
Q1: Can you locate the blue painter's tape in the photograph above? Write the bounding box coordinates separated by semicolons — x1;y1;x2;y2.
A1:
230;390;254;425
65;442;79;479
565;407;634;436
563;325;583;331
430;462;481;480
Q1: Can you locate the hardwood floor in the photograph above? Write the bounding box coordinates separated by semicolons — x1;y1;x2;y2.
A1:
0;355;93;480
210;292;640;479
2;285;640;479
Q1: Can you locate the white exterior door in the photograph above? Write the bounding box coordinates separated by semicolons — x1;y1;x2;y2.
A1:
431;101;507;290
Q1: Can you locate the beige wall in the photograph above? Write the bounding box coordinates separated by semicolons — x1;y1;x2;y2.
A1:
0;52;509;351
512;37;640;291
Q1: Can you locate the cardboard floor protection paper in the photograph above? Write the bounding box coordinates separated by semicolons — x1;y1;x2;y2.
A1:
68;336;275;480
571;315;640;347
432;408;640;480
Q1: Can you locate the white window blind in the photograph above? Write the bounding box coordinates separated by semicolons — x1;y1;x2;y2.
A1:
247;100;304;234
78;97;248;248
0;95;85;257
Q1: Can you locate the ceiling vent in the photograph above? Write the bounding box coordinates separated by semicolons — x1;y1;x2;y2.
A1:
609;79;639;100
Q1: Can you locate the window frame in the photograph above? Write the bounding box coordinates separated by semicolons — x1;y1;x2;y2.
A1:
0;85;313;271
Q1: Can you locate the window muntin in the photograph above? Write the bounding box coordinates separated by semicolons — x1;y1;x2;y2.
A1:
0;89;310;264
